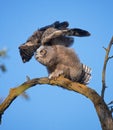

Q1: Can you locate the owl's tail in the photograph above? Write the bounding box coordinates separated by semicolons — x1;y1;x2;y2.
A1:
79;64;91;85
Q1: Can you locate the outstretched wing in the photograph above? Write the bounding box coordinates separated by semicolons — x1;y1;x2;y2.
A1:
19;43;39;63
18;31;42;62
63;28;91;37
19;21;69;63
18;21;91;63
41;27;90;45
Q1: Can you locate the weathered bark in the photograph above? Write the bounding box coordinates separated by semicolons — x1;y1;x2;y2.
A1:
0;76;113;130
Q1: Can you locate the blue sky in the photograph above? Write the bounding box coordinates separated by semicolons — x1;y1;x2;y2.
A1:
0;0;113;130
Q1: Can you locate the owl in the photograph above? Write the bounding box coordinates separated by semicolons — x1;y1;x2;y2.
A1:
19;21;90;63
35;45;91;85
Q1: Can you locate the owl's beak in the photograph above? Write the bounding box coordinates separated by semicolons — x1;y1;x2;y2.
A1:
35;53;39;60
35;51;42;60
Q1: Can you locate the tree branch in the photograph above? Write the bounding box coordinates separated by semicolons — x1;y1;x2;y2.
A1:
0;76;113;130
101;36;113;99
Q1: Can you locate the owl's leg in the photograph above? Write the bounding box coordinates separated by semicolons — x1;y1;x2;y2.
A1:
49;69;63;79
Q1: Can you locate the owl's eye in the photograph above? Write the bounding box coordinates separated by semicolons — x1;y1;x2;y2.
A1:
40;49;47;56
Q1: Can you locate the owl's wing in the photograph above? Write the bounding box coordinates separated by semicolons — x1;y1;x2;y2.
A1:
18;31;42;63
19;42;39;63
19;21;69;63
63;28;91;37
41;28;90;45
18;21;90;63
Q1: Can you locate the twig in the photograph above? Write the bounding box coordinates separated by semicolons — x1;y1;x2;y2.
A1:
101;36;113;99
108;101;113;106
108;55;113;60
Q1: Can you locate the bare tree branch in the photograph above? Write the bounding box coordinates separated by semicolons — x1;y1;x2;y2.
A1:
108;101;113;105
101;36;113;99
0;76;113;130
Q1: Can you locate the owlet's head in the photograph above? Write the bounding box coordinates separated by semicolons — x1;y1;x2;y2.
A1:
35;45;56;66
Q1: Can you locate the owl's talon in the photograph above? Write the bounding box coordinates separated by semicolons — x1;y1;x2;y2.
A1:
49;70;63;79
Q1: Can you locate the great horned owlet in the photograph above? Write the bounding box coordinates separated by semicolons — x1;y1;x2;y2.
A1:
35;45;91;84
